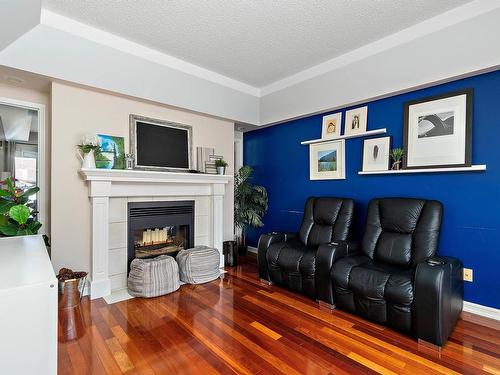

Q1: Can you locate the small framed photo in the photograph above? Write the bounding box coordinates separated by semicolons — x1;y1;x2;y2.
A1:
321;112;342;139
362;136;391;172
344;106;368;136
309;139;345;180
403;89;472;169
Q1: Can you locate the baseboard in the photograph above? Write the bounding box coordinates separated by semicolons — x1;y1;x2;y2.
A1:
463;301;500;321
248;246;257;254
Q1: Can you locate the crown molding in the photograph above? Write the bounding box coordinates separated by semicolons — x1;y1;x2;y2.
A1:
260;0;500;96
39;8;261;97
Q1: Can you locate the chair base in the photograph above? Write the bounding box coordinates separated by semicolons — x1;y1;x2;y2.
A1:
317;300;336;310
260;278;273;286
418;338;442;352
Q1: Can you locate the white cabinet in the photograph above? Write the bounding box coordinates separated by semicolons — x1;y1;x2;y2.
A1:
0;235;57;375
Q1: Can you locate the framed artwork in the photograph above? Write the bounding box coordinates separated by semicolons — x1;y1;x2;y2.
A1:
321;112;342;139
403;89;472;169
309;139;345;180
362;136;391;172
344;106;368;136
96;134;125;169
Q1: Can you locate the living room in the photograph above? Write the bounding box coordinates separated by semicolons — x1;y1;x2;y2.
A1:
0;1;499;374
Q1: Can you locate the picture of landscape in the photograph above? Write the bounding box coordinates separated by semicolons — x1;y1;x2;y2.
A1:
96;134;125;169
317;149;337;172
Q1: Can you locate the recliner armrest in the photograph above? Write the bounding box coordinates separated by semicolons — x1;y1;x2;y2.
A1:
257;232;297;281
316;240;359;305
414;256;463;346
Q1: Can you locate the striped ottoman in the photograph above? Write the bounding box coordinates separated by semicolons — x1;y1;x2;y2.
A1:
127;255;180;298
176;246;221;284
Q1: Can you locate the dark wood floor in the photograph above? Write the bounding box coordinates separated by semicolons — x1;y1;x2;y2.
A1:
59;257;500;375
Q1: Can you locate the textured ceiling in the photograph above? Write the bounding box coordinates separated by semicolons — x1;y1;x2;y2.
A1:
42;0;471;87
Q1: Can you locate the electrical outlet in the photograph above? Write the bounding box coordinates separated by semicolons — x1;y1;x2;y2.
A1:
463;268;473;282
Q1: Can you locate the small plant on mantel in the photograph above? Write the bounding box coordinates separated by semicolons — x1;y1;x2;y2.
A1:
0;177;42;236
215;159;228;168
390;148;404;170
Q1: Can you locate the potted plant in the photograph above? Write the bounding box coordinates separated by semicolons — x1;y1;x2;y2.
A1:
234;166;268;255
390;148;404;170
57;268;88;309
77;134;101;169
0;177;42;236
215;159;228;175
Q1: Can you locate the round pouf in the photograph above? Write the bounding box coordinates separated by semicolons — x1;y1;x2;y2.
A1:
128;255;180;298
176;246;221;284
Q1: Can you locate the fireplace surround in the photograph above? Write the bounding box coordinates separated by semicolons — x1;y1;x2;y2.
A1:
80;168;232;299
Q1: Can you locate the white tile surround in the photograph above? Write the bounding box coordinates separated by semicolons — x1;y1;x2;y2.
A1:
79;168;232;299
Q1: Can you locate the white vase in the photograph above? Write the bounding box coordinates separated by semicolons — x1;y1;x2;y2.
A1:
80;150;96;169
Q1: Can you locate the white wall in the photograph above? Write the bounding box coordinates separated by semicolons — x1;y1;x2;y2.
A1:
51;81;234;273
0;83;50;235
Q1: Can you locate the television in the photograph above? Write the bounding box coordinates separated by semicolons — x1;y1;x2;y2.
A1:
130;115;192;171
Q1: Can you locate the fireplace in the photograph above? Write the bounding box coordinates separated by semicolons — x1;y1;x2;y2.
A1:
127;201;194;271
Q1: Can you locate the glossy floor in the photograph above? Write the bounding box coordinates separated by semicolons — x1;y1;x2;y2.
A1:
59;257;500;374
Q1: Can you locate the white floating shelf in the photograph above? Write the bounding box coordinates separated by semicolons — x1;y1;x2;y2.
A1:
301;128;387;145
359;165;486;175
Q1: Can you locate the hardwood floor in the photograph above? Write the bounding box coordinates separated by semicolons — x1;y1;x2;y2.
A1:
59;257;500;375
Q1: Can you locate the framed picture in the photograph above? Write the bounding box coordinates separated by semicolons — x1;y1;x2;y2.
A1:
403;89;472;169
309;139;345;180
362;136;391;172
321;112;342;139
344;106;368;136
96;134;125;169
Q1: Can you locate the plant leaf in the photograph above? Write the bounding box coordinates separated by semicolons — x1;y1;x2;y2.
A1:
20;187;40;198
0;189;10;197
4;178;15;194
9;205;30;225
0;223;19;236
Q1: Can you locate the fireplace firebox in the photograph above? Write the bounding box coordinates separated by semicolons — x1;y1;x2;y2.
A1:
127;201;194;272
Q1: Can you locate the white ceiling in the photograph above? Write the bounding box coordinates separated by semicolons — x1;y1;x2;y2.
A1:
42;0;471;88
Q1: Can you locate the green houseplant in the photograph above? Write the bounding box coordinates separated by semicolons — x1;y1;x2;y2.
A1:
234;166;268;255
390;148;405;170
215;159;228;175
0;177;42;236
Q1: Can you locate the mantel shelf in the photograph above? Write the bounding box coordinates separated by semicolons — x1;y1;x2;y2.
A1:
358;165;487;175
301;128;387;145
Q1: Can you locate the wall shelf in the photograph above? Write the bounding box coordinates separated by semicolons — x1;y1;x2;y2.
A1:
301;128;387;145
358;165;487;175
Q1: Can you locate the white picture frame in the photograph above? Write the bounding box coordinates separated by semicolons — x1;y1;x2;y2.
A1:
309;139;346;180
321;112;342;139
362;136;391;172
344;106;368;136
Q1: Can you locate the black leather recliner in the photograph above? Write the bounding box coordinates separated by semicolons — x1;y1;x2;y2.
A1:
321;198;463;346
258;197;354;299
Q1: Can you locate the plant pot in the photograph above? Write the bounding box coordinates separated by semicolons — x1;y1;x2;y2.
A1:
223;240;238;267
58;276;86;309
80;150;96;169
216;166;226;175
238;245;248;256
391;160;402;170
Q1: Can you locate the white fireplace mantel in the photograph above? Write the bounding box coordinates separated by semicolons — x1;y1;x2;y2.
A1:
80;168;232;299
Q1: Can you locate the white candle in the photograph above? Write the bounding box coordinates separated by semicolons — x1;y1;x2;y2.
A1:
146;229;152;244
154;228;160;243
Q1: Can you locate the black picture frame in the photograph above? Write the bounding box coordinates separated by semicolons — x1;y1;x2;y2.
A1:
361;136;392;172
403;88;473;169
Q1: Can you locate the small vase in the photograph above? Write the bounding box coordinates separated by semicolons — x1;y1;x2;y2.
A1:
216;166;226;175
81;150;96;169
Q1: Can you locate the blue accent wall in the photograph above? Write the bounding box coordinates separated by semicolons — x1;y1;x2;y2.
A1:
244;69;500;309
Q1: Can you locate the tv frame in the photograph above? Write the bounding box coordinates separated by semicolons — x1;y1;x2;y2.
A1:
129;114;193;172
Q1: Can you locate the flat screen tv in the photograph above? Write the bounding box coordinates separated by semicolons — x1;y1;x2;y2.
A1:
130;115;192;171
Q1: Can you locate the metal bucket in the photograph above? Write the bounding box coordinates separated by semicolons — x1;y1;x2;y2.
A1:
58;276;86;309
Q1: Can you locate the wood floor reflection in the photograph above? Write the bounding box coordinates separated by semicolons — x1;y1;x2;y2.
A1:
58;256;500;374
